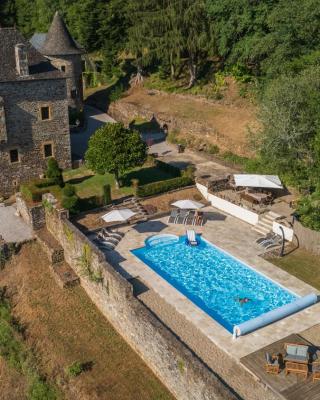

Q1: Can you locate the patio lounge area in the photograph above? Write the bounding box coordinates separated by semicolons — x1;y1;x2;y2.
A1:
241;333;320;400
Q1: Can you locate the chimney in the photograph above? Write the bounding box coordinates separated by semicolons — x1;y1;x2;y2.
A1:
15;43;29;77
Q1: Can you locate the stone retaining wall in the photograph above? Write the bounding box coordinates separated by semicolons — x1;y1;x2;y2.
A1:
108;100;247;155
294;220;320;255
44;207;238;400
16;193;45;230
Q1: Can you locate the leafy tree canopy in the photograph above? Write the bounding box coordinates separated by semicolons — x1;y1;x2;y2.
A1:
85;123;147;188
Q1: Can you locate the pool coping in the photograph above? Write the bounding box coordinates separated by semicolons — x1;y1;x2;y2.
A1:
103;213;320;361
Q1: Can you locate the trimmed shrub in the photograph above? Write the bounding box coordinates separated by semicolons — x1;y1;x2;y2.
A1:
62;195;79;214
182;165;196;179
155;160;181;177
136;176;193;197
102;184;112;205
20;182;51;202
46;158;63;186
63;184;76;197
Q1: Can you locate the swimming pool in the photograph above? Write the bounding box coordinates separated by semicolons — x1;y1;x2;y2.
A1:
131;234;298;333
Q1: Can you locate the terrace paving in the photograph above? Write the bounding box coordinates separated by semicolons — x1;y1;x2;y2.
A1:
102;207;320;361
0;204;34;243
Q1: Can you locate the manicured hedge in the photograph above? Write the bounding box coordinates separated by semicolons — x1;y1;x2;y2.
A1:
155;159;181;177
136;176;193;197
20;178;57;202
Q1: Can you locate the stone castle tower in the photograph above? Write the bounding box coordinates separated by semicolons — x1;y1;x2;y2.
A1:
39;12;84;111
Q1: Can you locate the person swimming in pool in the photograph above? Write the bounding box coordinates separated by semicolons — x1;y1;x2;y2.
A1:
235;297;251;305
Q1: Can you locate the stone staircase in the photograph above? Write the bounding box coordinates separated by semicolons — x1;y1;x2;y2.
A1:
252;211;282;236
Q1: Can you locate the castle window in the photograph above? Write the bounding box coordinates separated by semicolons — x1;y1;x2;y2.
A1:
40;106;51;121
43;143;53;158
9;149;19;163
61;65;66;72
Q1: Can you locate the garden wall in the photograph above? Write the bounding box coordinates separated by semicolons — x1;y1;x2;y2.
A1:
196;182;259;225
16;193;45;230
294;220;320;255
44;208;237;400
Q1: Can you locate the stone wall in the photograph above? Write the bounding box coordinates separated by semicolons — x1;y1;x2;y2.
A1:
16;193;45;230
44;208;238;400
48;54;83;111
294;220;320;255
108;98;246;155
0;78;71;197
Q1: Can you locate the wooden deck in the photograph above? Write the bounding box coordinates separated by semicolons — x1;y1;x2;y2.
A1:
241;333;320;400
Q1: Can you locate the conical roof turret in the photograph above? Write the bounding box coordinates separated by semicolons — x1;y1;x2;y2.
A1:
41;11;83;56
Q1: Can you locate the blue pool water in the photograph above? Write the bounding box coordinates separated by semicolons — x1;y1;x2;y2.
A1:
131;235;298;333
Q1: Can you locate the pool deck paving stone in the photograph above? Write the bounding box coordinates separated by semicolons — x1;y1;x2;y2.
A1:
97;207;320;363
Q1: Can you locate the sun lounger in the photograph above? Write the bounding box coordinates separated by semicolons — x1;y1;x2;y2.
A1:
255;232;275;244
176;210;189;224
260;234;281;248
102;228;123;240
168;209;179;224
185;211;195;225
98;230;119;245
186;229;198;246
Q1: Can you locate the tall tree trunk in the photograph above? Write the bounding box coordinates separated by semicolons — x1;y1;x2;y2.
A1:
187;58;197;89
130;54;144;87
114;170;120;189
170;51;175;80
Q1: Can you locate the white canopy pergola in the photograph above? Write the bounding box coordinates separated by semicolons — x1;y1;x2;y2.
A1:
171;199;204;209
101;208;137;223
233;174;283;189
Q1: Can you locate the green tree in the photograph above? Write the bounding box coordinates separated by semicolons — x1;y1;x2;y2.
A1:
46;157;63;186
254;66;320;185
0;0;16;27
85;123;147;188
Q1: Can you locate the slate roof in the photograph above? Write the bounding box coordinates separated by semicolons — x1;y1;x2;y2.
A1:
30;33;47;51
0;28;64;82
40;12;84;56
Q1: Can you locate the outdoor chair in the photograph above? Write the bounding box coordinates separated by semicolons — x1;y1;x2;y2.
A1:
264;352;280;374
312;361;320;382
168;209;179;224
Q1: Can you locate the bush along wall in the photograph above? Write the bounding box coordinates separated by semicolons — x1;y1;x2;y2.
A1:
136;176;194;197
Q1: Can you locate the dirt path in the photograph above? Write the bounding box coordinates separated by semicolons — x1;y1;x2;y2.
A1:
0;243;173;400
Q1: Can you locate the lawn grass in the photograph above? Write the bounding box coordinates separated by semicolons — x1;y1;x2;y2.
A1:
0;296;59;399
62;164;176;206
267;248;320;290
0;243;173;400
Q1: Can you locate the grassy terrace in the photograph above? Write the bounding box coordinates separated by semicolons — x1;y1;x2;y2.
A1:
267;249;320;291
0;243;173;400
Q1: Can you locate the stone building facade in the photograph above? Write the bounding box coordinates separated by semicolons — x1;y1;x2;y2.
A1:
31;12;84;111
0;27;71;197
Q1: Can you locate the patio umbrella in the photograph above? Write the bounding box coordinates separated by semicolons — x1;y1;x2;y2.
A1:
233;174;283;189
171;199;204;209
101;208;137;223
